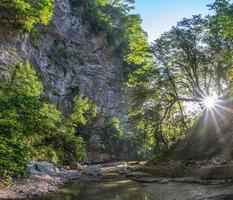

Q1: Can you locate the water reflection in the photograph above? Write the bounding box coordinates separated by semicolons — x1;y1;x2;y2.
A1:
24;178;233;200
32;178;147;200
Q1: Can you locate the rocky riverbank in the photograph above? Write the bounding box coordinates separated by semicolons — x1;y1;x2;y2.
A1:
2;159;233;200
0;161;141;199
0;162;82;199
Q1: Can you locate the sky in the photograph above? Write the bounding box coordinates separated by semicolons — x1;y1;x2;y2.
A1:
134;0;215;42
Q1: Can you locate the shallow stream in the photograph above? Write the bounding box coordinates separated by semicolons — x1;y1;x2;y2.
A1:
33;178;233;200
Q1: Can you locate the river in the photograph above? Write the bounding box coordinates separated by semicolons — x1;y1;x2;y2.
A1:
32;177;233;200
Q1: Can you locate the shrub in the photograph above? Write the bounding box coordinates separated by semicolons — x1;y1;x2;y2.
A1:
0;61;45;182
31;146;59;163
51;133;86;164
30;94;97;165
0;136;29;183
0;0;54;31
0;61;97;182
52;95;97;164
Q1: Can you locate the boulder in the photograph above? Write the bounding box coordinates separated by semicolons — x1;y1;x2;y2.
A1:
83;165;102;176
27;162;56;175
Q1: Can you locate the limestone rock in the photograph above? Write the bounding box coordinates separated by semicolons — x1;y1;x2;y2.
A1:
0;0;132;162
0;0;130;126
83;165;102;176
27;162;56;175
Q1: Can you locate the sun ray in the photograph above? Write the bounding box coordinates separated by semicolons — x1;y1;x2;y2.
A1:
203;108;210;129
209;108;222;135
214;104;233;114
211;106;228;122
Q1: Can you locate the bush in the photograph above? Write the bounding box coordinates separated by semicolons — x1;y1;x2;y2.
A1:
30;94;97;165
0;61;97;182
31;146;59;163
52;95;97;164
0;61;44;182
0;136;29;183
0;0;54;31
51;133;86;164
33;133;86;165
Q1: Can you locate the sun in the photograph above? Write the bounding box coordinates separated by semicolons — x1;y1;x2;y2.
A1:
202;96;216;109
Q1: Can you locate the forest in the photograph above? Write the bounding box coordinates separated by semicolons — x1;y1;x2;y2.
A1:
0;0;233;199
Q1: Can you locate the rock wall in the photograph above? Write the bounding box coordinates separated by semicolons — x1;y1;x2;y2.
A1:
0;0;129;127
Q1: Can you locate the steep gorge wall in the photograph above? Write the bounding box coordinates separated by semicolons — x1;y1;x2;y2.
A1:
0;0;129;128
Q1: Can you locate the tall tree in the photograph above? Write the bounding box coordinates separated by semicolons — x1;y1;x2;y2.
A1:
129;7;233;152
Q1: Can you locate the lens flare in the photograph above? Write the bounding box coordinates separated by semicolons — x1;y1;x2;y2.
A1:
202;96;216;109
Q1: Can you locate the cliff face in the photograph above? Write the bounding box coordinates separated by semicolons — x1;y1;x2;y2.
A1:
0;0;129;127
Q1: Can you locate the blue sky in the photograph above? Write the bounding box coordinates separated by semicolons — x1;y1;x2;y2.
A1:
134;0;215;42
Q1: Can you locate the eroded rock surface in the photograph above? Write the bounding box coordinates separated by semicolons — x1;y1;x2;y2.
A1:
0;0;129;123
0;0;132;161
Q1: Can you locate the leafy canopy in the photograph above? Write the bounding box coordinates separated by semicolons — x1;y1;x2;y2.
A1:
128;0;233;154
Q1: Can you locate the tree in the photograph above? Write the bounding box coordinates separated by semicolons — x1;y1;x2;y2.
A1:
129;12;233;153
51;95;97;164
208;0;233;39
0;61;53;181
123;14;150;65
208;0;233;91
0;61;98;181
0;0;54;31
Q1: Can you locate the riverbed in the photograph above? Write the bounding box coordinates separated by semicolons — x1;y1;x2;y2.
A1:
31;177;233;200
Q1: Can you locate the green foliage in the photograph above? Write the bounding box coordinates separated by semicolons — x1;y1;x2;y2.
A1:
128;2;233;156
209;0;233;38
0;61;44;181
51;95;97;164
31;146;59;163
8;60;43;96
50;133;86;164
100;117;145;159
0;136;29;183
102;118;124;146
64;95;98;131
0;61;97;182
0;0;54;31
70;0;111;33
31;93;97;165
123;15;150;65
